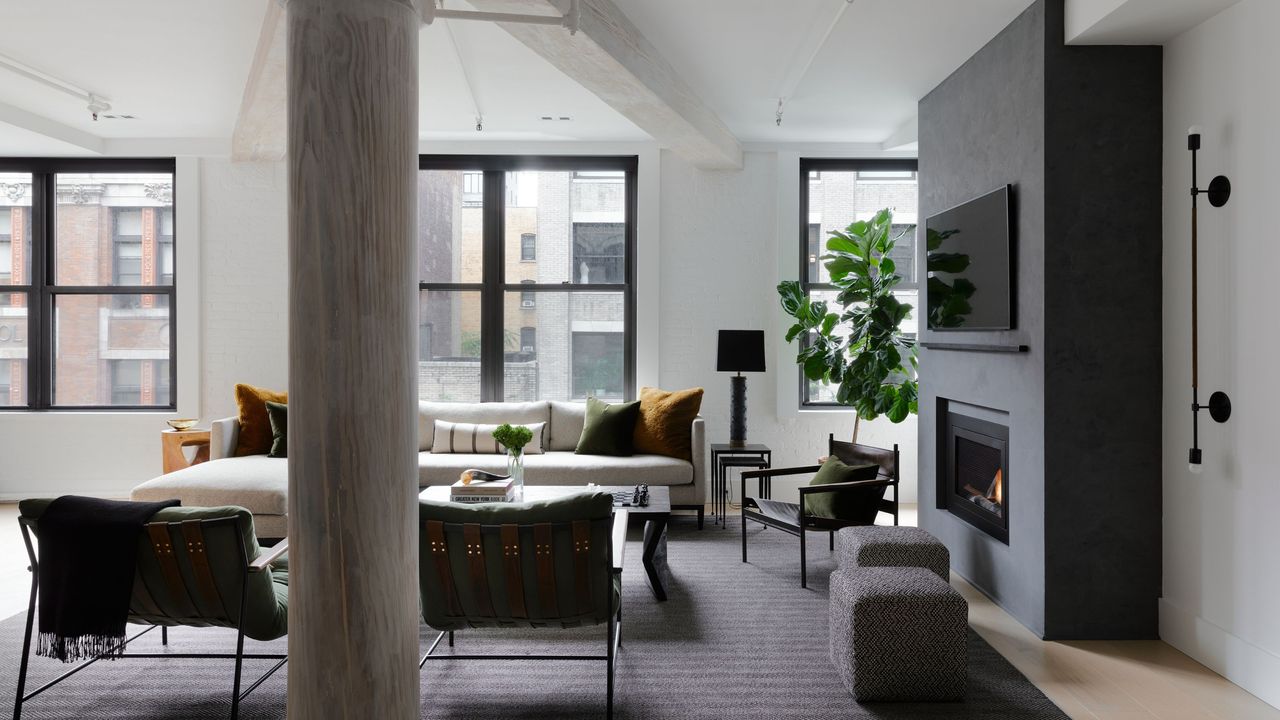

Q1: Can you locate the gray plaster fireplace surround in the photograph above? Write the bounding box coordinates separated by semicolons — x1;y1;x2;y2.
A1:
916;0;1163;640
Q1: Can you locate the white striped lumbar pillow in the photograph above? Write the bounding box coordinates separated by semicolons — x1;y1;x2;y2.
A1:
431;420;546;454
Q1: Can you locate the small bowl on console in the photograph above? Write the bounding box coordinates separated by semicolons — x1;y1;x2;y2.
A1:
166;418;199;431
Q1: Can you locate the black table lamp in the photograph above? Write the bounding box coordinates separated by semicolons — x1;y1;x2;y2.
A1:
717;330;766;447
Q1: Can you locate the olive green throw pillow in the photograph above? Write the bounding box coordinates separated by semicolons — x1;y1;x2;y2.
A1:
575;397;640;456
265;401;288;459
804;457;883;521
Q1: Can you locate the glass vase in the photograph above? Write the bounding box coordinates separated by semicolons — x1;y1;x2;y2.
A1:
507;449;525;501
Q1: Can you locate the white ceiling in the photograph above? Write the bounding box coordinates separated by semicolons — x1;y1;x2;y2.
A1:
612;0;1035;144
5;0;1197;155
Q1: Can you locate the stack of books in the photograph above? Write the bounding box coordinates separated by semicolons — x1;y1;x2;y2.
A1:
450;471;515;503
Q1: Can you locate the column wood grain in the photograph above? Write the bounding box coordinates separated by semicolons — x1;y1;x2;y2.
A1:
285;0;420;717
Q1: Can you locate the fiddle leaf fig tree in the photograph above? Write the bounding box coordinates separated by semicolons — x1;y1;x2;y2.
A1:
778;208;918;442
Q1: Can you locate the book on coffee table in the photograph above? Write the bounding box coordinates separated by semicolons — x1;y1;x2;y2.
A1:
450;474;514;503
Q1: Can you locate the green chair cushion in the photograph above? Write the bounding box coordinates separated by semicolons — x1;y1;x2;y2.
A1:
803;458;883;521
18;499;288;642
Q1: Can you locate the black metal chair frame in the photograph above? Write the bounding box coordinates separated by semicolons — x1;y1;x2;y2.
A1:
13;516;289;720
740;437;900;588
418;510;627;720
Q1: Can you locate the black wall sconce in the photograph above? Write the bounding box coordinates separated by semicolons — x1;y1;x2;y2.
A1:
1187;126;1232;474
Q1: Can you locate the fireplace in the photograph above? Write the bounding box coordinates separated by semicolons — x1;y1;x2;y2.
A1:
938;409;1010;543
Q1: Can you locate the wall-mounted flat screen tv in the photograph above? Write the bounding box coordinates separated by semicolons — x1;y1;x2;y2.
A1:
925;185;1014;331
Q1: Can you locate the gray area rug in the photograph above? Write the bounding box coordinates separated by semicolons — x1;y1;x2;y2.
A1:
0;519;1067;719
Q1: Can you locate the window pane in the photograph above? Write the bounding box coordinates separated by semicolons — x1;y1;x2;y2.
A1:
0;173;33;285
504;170;626;285
806;170;917;285
54;173;175;286
0;293;28;406
53;293;171;406
418;289;481;403
418;170;483;284
503;290;624;402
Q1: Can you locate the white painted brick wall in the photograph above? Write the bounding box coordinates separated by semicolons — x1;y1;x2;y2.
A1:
658;151;918;503
199;159;289;421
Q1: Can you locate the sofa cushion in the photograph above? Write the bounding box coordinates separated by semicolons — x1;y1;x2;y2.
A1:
634;386;704;460
575;397;639;456
234;383;288;456
549;401;587;451
431;420;546;454
418;401;549;451
419;451;693;488
131;456;289;516
266;401;288;458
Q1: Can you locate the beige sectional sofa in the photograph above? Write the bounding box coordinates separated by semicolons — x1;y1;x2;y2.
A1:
132;400;706;537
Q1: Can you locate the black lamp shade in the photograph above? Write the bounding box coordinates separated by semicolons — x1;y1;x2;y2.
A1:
717;330;766;373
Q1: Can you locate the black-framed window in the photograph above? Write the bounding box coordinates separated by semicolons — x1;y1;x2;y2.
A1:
799;158;918;407
418;155;636;404
0;158;177;410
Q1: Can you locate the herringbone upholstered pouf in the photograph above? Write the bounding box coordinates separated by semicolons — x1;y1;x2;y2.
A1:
829;567;968;702
835;526;950;580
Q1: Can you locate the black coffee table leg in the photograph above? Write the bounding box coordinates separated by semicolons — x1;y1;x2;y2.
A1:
642;514;670;601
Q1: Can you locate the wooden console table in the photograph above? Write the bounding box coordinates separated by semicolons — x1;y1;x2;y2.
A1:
162;428;211;474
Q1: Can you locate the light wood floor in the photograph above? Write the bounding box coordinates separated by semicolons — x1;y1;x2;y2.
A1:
2;501;1276;719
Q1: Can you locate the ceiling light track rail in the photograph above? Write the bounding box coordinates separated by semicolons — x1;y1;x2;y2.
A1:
0;51;112;120
419;0;580;35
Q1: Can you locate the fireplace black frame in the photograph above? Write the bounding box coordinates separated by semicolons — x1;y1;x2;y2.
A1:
938;411;1010;544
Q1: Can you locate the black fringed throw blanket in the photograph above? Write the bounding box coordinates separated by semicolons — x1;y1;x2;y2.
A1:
35;495;180;662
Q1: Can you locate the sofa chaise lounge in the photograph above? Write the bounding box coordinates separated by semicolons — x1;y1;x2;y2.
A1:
132;401;706;537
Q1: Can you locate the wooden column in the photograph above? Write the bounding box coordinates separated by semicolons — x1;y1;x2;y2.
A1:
285;1;420;718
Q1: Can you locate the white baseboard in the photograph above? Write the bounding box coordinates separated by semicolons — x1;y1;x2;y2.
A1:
1160;597;1280;710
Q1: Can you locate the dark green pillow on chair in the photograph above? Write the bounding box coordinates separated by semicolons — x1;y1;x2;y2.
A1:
804;457;882;521
575;397;640;456
266;401;288;458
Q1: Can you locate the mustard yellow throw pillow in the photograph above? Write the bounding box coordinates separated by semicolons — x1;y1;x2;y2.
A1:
234;383;288;457
633;386;703;460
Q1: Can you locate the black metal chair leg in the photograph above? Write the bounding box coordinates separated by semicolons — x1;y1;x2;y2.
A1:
606;615;616;720
800;526;808;589
161;626;168;646
448;631;454;647
741;507;748;562
697;506;704;530
829;530;835;552
13;566;37;720
230;626;245;720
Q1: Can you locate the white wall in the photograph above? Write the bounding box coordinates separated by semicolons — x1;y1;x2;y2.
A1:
657;149;918;503
199;159;288;421
0;145;918;506
1160;0;1280;708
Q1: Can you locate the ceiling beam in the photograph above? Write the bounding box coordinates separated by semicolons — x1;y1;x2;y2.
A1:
231;0;286;161
1065;0;1242;44
458;0;742;170
0;101;104;154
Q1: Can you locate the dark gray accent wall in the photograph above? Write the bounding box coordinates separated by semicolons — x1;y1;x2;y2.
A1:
918;0;1162;640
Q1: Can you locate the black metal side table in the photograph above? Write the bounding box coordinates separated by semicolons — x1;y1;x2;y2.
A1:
710;443;771;527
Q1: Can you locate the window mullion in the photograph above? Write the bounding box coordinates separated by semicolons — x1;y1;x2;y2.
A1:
480;169;505;402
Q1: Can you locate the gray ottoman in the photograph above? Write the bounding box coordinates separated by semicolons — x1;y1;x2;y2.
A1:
829;567;967;702
836;526;950;580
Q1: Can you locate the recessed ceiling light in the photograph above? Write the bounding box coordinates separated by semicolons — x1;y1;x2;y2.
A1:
100;114;136;120
539;115;572;122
